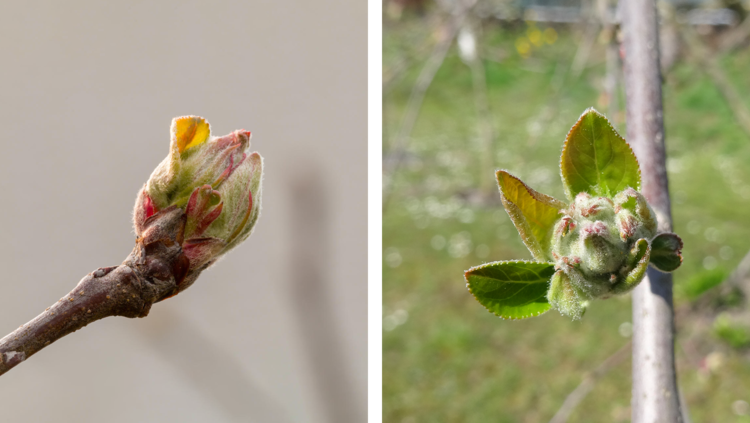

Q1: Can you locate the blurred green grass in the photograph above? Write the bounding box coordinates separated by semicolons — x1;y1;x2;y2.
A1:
384;19;750;423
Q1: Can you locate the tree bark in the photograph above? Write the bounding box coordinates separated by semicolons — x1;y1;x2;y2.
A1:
621;0;682;421
0;210;189;376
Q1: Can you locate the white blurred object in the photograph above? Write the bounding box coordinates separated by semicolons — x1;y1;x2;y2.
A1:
458;25;478;63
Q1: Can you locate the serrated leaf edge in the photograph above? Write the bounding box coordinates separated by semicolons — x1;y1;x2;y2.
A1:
464;260;554;320
464;259;554;274
559;107;642;200
496;170;568;210
496;170;566;261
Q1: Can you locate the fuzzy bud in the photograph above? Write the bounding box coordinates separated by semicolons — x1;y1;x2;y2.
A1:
550;188;656;306
133;116;263;296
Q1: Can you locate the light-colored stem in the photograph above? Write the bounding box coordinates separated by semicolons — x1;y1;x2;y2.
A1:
621;0;682;421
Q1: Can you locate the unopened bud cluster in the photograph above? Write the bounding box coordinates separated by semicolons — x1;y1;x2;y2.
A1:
464;109;683;321
549;188;656;317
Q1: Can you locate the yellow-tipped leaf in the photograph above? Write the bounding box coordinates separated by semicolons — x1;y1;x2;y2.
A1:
496;170;566;262
172;116;211;154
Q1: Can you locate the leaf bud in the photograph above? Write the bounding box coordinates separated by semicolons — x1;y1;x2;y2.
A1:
133;116;263;296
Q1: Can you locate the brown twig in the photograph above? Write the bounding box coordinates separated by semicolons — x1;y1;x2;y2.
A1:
621;0;682;421
0;208;189;376
548;341;631;423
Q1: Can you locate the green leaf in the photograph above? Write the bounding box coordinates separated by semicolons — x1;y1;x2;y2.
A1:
650;233;684;272
496;170;567;262
560;108;641;200
465;260;555;319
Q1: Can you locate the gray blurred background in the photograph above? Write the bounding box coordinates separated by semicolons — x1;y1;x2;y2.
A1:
0;1;366;422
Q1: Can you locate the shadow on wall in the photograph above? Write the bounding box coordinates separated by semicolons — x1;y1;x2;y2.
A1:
288;167;362;423
134;167;363;423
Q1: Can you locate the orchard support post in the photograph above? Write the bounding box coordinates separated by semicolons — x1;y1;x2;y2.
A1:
621;0;682;421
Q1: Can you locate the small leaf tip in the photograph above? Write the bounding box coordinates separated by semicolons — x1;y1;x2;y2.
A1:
581;107;602;117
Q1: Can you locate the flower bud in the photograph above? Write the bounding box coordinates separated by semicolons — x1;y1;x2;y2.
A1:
548;270;587;320
133;116;263;296
550;188;657;303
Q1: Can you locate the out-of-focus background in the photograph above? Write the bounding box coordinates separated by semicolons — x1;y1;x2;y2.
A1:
384;0;750;421
0;2;365;422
